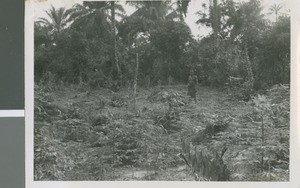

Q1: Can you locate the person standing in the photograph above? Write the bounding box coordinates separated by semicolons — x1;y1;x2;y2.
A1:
187;70;198;103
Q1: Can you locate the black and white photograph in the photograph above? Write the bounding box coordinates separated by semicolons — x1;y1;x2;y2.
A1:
33;0;291;181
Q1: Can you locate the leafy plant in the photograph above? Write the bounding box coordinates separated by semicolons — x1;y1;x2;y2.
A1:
251;88;289;174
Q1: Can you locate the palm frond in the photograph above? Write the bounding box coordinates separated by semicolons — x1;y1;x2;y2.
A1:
38;17;51;25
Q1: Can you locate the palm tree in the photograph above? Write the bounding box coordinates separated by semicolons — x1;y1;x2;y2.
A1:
118;0;174;42
131;1;175;23
69;1;125;81
38;5;72;36
269;3;283;22
69;2;111;38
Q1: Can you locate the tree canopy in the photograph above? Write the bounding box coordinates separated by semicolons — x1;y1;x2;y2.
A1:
35;0;290;89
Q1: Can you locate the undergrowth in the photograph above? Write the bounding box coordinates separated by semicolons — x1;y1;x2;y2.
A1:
34;84;289;181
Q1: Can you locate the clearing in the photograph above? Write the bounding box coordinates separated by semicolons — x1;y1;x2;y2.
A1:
34;84;289;181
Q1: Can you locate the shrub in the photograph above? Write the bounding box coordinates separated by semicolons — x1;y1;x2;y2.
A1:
34;127;74;180
34;84;61;122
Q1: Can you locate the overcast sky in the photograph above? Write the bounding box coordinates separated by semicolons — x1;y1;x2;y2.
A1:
34;0;291;38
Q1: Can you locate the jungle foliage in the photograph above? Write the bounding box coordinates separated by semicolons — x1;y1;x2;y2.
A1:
35;0;290;89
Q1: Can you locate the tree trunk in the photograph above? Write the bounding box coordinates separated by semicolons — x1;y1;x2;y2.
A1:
212;0;219;45
244;46;254;90
111;1;121;83
133;53;139;110
211;0;220;65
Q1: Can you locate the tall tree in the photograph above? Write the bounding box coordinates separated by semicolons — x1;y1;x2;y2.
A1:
38;5;72;37
211;0;220;44
269;3;283;22
111;1;121;83
126;1;172;29
196;0;268;88
259;16;290;84
118;1;192;83
118;1;175;45
69;2;111;39
69;1;125;81
226;0;268;90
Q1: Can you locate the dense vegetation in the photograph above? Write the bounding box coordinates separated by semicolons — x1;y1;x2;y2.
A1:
35;0;290;89
34;0;290;181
